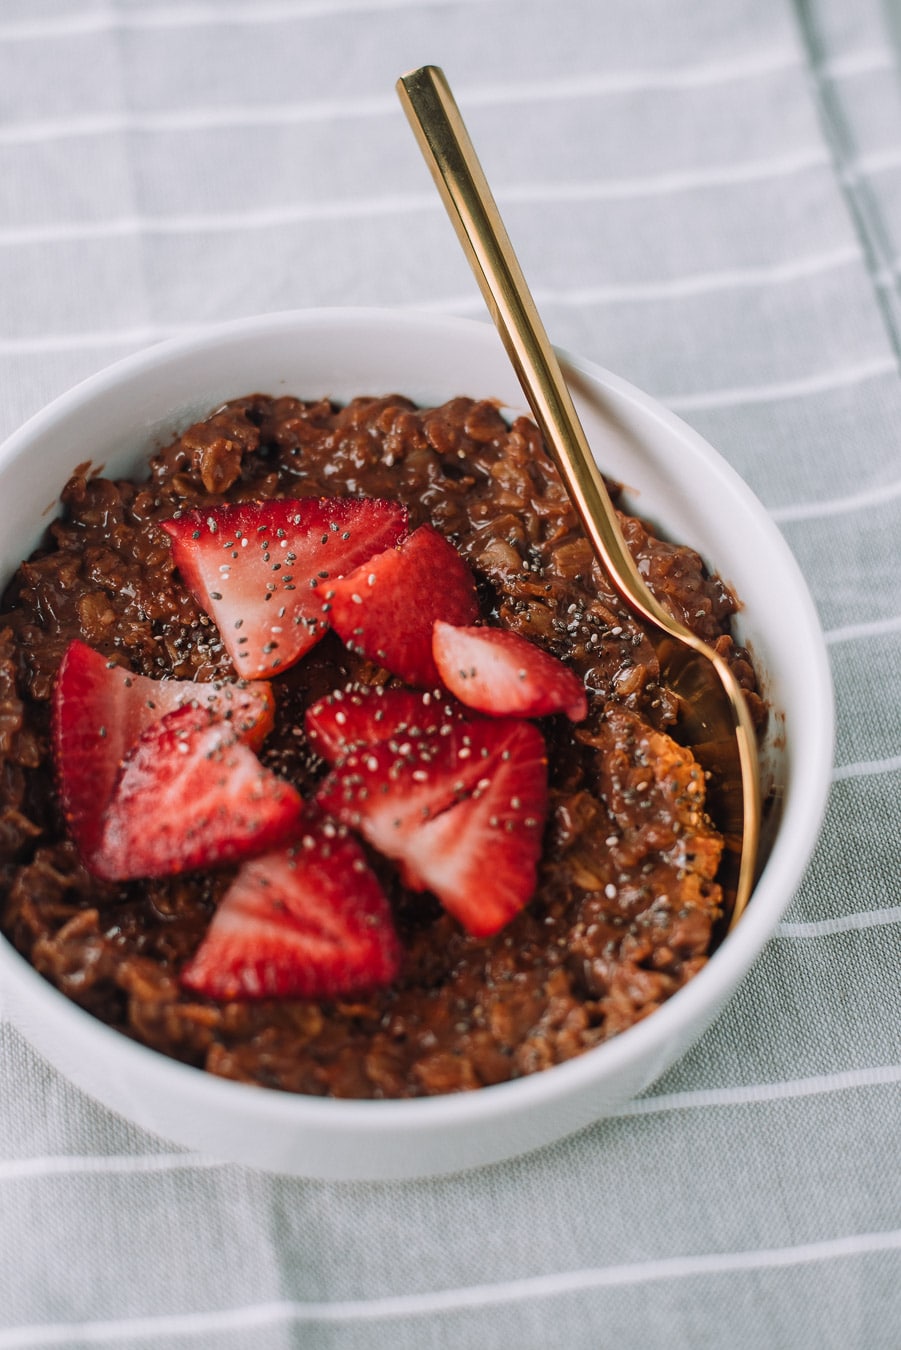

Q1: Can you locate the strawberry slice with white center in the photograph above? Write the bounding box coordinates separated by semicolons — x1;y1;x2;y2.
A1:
92;703;303;881
304;684;467;764
327;523;479;687
162;496;408;679
316;716;548;936
52;639;275;863
180;810;401;1001
432;620;588;722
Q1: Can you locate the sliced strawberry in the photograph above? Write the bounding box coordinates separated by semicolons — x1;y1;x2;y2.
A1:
52;639;275;862
304;684;467;764
92;704;303;881
180;810;401;1001
316;716;548;936
315;724;486;843
162;497;408;679
399;721;549;936
432;621;588;722
327;523;479;687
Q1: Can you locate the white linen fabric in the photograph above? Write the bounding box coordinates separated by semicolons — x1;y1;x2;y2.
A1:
1;0;900;1346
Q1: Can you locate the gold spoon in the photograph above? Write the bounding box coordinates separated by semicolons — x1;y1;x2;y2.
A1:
397;64;760;932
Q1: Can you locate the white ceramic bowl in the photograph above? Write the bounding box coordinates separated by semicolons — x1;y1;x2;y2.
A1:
0;309;833;1180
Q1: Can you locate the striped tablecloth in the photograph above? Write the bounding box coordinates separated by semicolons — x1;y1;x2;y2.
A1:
2;1;900;1346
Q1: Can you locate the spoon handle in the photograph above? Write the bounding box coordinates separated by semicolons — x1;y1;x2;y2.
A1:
398;63;761;930
397;63;677;637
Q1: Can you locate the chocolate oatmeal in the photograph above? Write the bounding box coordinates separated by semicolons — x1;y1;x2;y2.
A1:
0;394;763;1098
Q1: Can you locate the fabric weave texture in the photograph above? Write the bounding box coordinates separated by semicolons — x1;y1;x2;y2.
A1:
1;1;899;1346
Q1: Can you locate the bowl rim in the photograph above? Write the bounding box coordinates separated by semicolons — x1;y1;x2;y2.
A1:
0;305;835;1136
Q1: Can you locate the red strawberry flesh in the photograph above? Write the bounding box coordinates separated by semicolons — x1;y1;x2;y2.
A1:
398;720;549;936
92;704;303;881
180;811;401;1001
316;715;548;936
432;620;588;722
316;728;487;844
52;639;275;863
304;684;467;764
327;523;479;687
162;497;408;679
